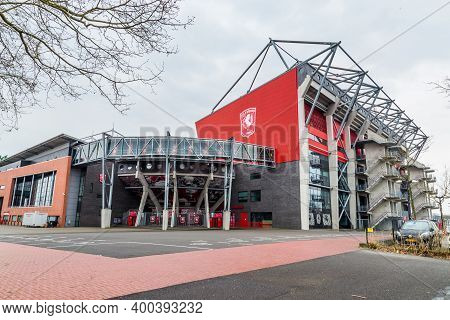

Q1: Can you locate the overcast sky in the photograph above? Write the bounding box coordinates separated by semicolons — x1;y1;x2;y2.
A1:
1;0;450;205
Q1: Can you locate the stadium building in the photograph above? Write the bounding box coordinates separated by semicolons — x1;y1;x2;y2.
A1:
0;40;438;230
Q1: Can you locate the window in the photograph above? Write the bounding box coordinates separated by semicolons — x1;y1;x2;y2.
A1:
238;191;249;203
250;172;261;180
11;171;56;207
309;150;329;187
250;190;261;202
309;186;332;228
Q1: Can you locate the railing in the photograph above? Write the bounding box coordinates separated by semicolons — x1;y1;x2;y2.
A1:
384;168;400;177
356;184;368;192
356;167;367;174
412;188;425;198
365;159;381;174
71;136;276;168
386;191;402;199
309;173;330;187
367;172;384;191
310;157;321;168
371;212;399;228
415;201;437;212
357;218;370;229
368;193;387;211
358;204;369;212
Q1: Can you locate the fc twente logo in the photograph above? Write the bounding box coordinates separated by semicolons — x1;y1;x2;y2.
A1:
240;107;256;138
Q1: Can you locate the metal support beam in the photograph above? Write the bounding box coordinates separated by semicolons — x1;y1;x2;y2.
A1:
195;173;213;211
305;46;338;125
210;195;225;213
162;154;170;231
270;39;289;69
204;187;210;229
212;43;271;113
135;170;162;227
171;163;177;228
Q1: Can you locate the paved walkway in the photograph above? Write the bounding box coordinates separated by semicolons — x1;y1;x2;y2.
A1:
0;236;363;299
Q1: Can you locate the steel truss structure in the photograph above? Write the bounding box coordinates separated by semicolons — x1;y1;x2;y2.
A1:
212;39;428;160
71;132;275;168
71;130;275;229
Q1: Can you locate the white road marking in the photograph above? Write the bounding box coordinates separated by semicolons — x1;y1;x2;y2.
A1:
44;241;212;250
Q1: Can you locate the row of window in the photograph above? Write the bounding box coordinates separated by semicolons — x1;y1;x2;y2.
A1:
309;151;330;187
10;171;56;208
238;190;261;202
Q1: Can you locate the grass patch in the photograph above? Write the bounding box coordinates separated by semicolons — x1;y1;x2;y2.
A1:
360;240;450;260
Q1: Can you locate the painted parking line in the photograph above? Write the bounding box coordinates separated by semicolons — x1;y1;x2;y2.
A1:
44;241;213;251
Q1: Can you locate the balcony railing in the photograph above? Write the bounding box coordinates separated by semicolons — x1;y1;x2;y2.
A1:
309;173;330;187
358;204;369;212
310;157;321;168
356;167;367;175
383;169;400;178
386;191;402;200
356;184;368;192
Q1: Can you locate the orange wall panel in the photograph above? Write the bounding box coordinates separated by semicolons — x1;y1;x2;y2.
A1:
0;156;72;227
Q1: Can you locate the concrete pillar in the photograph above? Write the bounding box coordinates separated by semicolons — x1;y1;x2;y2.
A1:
101;208;112;228
345;121;357;229
223;210;231;231
326;100;339;230
162;209;169;231
298;78;311;230
171;172;177;228
205;189;210;229
135;187;148;227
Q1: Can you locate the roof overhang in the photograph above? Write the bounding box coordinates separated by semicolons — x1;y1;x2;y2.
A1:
0;134;81;167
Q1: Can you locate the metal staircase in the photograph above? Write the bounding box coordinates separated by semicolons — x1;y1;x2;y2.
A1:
367;171;384;191
368;193;386;212
371;212;390;228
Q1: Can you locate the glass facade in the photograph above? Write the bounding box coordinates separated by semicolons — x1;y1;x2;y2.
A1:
338;162;351;229
309;150;331;228
11;171;56;207
309;151;329;187
309;186;332;228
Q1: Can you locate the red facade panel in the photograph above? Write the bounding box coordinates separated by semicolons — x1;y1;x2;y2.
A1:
196;69;299;163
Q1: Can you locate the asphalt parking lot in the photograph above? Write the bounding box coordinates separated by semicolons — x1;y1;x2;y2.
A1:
117;250;450;300
0;227;367;258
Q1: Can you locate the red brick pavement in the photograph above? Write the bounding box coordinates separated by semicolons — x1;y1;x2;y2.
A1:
0;236;364;300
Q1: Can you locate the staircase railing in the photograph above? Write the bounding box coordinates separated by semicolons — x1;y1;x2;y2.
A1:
368;193;387;211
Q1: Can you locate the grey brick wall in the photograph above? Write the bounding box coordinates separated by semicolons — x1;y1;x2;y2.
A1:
78;163;138;227
232;161;301;229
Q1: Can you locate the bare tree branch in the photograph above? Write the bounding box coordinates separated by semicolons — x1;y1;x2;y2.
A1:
0;0;193;129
